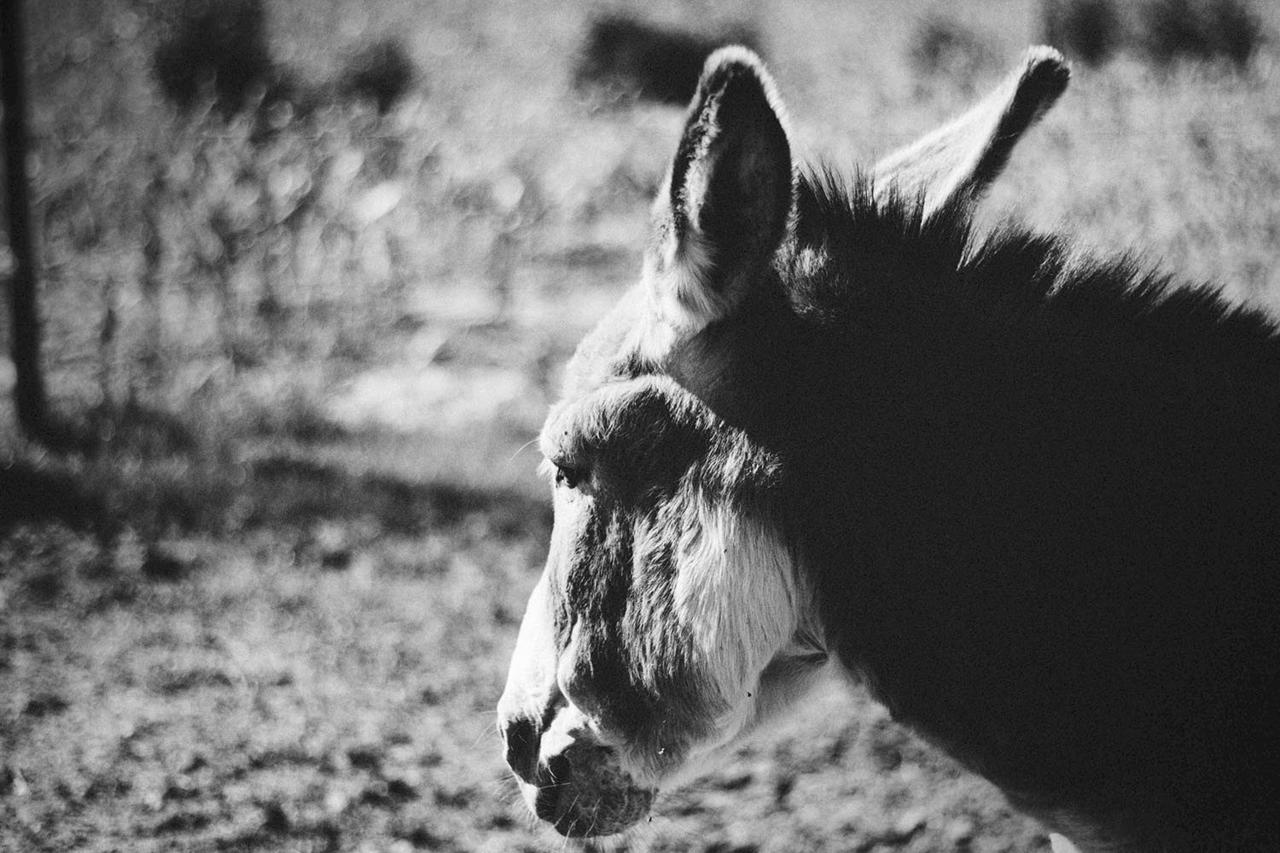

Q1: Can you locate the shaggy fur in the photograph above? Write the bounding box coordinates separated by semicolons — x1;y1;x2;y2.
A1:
765;170;1280;850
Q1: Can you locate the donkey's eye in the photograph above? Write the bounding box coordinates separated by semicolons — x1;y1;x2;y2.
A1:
555;464;584;490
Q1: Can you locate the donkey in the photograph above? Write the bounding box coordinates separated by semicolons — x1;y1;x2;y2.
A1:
498;45;1280;852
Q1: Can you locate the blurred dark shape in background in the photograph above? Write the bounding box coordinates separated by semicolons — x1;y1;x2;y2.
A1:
0;461;104;536
2;0;55;447
154;0;417;120
909;15;999;84
1043;0;1119;65
574;13;763;106
338;38;418;115
1141;0;1263;67
153;0;282;115
1043;0;1265;67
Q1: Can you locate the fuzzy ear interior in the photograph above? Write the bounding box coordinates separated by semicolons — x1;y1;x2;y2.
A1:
650;46;794;329
873;46;1070;217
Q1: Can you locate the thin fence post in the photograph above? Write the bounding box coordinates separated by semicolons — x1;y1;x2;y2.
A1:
1;0;52;443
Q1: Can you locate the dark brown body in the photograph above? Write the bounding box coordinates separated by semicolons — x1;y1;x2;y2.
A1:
745;178;1280;849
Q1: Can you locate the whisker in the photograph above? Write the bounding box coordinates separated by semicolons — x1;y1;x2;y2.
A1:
485;773;521;801
509;435;542;463
471;721;502;750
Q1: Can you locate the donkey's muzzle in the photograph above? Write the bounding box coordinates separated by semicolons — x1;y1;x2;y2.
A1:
530;739;654;837
500;706;655;836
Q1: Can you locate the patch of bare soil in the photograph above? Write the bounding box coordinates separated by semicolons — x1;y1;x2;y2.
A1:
1;497;1048;852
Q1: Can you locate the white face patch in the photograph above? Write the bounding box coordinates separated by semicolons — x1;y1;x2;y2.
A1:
497;570;560;724
629;491;834;790
593;487;825;788
671;495;800;704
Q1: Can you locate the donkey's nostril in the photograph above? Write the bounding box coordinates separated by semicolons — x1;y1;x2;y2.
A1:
546;752;572;784
534;752;573;823
503;716;540;784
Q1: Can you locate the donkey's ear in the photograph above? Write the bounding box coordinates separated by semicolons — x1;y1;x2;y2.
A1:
874;46;1069;217
649;46;793;331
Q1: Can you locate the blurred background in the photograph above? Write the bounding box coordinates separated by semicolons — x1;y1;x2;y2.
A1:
1;0;1278;850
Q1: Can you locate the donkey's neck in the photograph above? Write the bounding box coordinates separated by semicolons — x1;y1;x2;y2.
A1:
734;174;1280;811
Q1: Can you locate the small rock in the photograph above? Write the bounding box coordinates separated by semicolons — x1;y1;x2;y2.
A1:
54;778;82;800
773;772;795;806
346;744;382;772
433;786;473;809
320;548;353;571
154;811;211;834
262;801;291;833
162;779;201;802
0;765;28;796
22;692;70;718
83;775;131;800
385;777;419;801
141;543;197;582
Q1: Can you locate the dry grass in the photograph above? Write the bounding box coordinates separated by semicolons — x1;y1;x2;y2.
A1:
4;0;1280;850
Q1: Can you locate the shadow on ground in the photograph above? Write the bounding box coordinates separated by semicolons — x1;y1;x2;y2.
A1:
0;462;107;536
2;448;550;549
244;454;549;539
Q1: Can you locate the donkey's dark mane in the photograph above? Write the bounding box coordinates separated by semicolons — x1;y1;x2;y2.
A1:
788;166;1280;368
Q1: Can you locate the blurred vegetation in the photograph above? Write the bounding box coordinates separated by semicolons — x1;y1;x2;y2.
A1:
1045;0;1267;67
574;13;764;106
909;15;1000;86
3;0;1280;850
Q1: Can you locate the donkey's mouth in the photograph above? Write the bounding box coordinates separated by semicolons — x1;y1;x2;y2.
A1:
526;742;655;837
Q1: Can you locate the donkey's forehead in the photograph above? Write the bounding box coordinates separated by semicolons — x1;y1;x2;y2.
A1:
539;376;708;463
539;374;786;505
561;285;652;400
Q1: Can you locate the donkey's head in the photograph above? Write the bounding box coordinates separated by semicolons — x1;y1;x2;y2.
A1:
498;45;1069;837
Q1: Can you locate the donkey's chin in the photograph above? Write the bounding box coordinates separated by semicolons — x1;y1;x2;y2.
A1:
521;740;656;837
